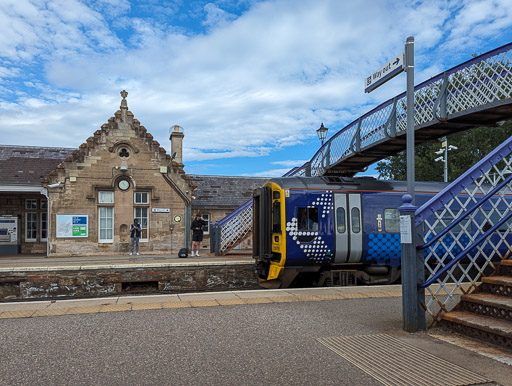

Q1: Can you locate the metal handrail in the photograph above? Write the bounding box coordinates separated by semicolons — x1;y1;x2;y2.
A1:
217;199;252;227
417;173;512;250
418;208;512;288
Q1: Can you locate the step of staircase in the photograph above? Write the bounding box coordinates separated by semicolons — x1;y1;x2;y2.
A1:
462;293;512;311
441;311;512;349
460;293;512;321
481;275;512;286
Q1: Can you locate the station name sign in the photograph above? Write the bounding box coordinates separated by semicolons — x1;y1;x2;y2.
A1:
365;53;404;93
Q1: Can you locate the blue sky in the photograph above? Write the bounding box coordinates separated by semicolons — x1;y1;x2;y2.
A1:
1;0;512;178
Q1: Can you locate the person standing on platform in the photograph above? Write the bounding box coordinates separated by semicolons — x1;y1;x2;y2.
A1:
130;219;141;256
191;214;207;256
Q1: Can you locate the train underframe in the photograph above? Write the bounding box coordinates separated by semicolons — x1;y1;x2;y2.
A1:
256;261;401;289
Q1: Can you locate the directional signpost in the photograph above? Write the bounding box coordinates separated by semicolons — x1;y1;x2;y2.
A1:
364;53;404;93
364;37;424;333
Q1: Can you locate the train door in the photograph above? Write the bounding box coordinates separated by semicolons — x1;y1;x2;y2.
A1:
334;193;362;263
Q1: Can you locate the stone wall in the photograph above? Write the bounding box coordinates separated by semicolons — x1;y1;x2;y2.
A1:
0;262;260;301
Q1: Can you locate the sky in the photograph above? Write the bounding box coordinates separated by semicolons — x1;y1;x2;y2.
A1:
1;0;512;178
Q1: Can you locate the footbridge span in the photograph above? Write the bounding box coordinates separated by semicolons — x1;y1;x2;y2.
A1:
212;42;512;255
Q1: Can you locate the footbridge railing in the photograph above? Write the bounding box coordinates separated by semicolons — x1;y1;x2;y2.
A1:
296;41;512;176
415;135;512;325
214;42;512;255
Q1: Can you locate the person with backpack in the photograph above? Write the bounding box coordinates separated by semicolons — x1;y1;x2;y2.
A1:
130;219;141;256
191;214;207;256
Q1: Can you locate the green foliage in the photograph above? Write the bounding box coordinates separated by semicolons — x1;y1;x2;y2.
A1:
375;120;512;181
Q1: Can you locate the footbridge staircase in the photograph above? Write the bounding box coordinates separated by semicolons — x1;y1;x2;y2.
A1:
212;42;512;257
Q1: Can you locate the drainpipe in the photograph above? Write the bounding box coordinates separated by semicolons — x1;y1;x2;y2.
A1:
41;187;51;258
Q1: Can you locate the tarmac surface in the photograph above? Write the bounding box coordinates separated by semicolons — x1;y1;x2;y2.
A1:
1;252;511;385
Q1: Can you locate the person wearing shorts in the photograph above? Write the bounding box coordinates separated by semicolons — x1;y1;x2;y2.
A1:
191;214;207;256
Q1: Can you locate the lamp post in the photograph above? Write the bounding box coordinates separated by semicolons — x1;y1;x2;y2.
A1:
317;123;328;145
434;136;458;182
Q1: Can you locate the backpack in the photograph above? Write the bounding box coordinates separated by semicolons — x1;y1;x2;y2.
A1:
178;248;188;258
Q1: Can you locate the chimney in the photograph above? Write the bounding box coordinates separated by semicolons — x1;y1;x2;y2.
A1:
170;125;184;164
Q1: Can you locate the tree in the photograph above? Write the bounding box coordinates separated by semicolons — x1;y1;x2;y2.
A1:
375;120;512;181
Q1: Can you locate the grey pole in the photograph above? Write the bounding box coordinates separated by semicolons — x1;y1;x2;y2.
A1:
405;36;415;204
399;194;426;332
402;36;425;332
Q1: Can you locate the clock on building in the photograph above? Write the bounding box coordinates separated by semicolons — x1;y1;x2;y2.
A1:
118;179;130;191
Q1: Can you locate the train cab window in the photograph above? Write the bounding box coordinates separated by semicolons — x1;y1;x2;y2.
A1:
384;209;400;233
297;208;318;242
272;201;281;233
297;208;318;231
336;208;346;233
351;207;361;233
273;191;280;200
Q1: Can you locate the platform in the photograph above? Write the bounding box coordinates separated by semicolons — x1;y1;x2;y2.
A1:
1;284;511;385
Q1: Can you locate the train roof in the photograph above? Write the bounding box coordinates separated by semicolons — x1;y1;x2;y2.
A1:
267;176;449;193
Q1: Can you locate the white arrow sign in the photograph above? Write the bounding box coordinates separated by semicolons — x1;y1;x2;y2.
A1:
365;53;404;93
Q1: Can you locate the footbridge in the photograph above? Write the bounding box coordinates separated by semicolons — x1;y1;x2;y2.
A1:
211;42;512;255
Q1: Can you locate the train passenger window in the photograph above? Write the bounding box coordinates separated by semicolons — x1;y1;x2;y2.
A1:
484;210;510;232
433;211;473;233
297;208;318;231
351;208;361;233
272;201;281;233
384;209;400;233
336;208;346;233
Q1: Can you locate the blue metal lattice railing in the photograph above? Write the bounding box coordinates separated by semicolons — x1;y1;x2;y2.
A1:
415;135;512;323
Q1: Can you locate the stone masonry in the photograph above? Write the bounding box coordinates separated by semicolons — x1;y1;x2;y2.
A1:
44;91;195;256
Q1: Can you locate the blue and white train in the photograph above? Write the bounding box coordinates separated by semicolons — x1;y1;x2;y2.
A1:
252;176;509;288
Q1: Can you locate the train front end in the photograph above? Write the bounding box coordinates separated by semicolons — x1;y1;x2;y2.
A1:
253;181;287;288
253;178;335;288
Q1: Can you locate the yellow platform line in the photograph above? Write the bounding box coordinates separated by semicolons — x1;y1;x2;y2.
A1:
0;290;402;319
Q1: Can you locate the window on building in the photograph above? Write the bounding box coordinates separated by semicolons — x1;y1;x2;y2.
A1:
25;212;37;242
98;207;114;243
201;213;210;235
40;199;48;210
134;207;149;241
98;191;114;204
384;209;400;233
25;199;37;210
40;212;48;241
134;192;149;204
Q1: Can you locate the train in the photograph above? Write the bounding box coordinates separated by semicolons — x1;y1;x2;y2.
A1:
252;176;510;288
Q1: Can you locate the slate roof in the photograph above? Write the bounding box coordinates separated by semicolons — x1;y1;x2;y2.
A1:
0;145;74;185
0;146;271;210
189;175;270;210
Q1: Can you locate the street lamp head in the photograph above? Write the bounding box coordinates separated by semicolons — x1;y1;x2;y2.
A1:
316;123;328;145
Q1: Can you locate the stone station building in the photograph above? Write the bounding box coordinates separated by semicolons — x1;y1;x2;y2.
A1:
0;92;269;257
0;92;196;256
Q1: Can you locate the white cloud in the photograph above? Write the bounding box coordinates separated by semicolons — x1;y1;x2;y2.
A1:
271;159;309;167
1;0;511;177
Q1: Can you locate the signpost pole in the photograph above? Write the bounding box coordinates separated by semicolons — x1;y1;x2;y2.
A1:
405;36;415;205
401;36;425;332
